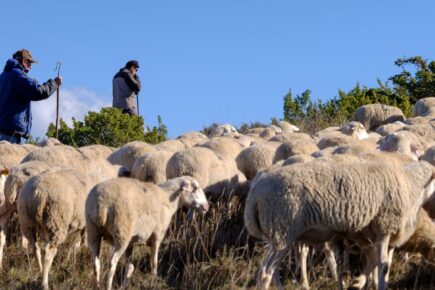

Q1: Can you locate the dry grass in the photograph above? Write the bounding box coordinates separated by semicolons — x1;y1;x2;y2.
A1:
0;197;434;289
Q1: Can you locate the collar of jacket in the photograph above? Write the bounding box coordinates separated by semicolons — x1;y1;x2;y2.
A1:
3;58;25;72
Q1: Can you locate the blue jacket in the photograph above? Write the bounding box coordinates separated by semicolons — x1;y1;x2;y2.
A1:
0;59;59;137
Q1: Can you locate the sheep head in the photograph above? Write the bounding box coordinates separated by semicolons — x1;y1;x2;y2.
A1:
177;176;209;214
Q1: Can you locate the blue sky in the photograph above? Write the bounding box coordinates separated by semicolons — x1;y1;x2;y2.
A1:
1;1;434;138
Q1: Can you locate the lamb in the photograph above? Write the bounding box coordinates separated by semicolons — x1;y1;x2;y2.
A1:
378;130;427;160
108;141;156;171
17;168;109;290
85;176;209;290
351;103;406;130
167;146;246;199
244;159;434;290
413;97;435;117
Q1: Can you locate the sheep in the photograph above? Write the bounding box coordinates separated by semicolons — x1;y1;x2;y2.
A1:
378;130;428;160
351;103;406;130
167;146;246;199
208;123;240;137
0;142;35;168
36;137;62;147
259;125;282;139
413;97;435;117
277;120;300;134
108;141;156;171
375;121;407;136
268;132;314;143
406;116;433;125
154;139;188;153
85;176;209;290
17;168;109;290
235;141;282;180
273;139;319;163
315;122;369;150
131;149;174;184
401;123;435;145
244;159;434;290
421;145;435;166
199;136;247;161
0;161;54;267
176;131;209;147
78;144;116;160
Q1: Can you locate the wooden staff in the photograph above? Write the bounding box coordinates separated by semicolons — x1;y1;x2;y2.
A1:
54;62;62;139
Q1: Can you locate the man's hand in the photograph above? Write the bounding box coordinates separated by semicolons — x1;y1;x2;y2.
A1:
54;76;63;85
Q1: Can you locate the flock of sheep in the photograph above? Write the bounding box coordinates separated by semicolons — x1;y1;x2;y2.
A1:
0;97;434;290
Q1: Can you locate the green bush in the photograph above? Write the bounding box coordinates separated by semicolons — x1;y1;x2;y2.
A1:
46;107;167;147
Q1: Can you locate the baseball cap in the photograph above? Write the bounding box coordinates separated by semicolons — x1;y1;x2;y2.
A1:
125;60;139;69
13;49;38;63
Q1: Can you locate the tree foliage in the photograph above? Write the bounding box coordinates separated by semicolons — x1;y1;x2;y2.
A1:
46;107;167;147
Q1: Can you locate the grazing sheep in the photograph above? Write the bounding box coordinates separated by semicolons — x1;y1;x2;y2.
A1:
236;141;282;180
108;141;155;170
413;97;435;117
351;103;406;130
244;159;434;290
85;176;209;290
268;132;314;143
199;136;247;160
131;150;174;184
17;169;108;290
167;146;246;199
273;139;319;163
259;125;282;139
209;124;240;137
401;123;435;145
176;131;209;147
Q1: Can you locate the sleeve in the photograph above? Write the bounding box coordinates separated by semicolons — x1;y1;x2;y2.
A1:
15;72;59;101
120;71;141;93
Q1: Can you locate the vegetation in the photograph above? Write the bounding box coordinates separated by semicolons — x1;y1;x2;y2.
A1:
46;107;167;147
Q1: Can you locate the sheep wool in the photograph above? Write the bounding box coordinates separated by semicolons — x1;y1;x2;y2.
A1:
351;103;406;130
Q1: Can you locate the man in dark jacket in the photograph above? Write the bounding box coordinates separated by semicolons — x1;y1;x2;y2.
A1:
112;60;141;116
0;49;63;144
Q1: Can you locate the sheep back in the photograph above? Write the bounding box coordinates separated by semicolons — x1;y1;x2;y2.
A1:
352;103;406;130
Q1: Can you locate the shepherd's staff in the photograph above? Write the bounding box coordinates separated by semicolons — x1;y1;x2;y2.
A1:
54;62;62;139
136;92;140;115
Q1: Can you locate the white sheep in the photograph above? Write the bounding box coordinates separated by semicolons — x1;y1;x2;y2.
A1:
235;141;282;180
378;130;427;160
131;149;174;184
351;103;406;130
85;176;209;290
315;122;369;150
78;144;116;160
413;97;435;117
209;123;240;137
244;159;434;290
108;141;156;171
17;168;108;290
277;120;300;134
0;142;35;168
375;121;407;136
167;146;246;199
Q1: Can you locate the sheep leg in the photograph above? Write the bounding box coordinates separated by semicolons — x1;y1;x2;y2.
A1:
42;243;58;290
257;244;287;290
385;248;394;283
106;245;127;290
324;242;338;281
299;243;310;289
121;244;135;289
350;245;377;290
376;235;391;290
0;213;11;269
87;233;101;288
149;233;162;275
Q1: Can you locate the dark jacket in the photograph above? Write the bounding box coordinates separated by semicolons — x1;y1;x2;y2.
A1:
112;68;141;114
0;59;58;137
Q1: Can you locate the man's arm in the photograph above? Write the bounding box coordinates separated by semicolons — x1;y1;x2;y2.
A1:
121;71;141;93
16;72;59;101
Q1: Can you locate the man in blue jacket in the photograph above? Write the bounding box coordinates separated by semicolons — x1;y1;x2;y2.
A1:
0;49;63;144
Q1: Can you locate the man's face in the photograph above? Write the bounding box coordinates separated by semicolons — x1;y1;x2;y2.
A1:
129;66;138;76
22;59;32;73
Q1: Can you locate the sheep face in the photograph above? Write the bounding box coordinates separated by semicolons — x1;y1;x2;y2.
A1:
180;179;209;214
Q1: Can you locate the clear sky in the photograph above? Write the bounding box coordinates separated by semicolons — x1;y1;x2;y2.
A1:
1;1;434;139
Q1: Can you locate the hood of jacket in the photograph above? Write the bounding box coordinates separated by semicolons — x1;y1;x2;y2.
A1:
3;58;25;72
